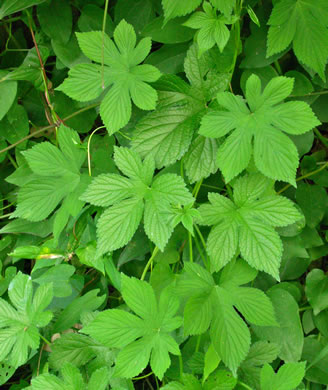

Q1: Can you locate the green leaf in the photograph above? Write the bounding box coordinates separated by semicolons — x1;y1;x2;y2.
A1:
83;147;193;254
30;362;110;390
80;174;135;207
32;264;75;298
0;0;46;19
114;146;154;183
58;20;161;134
0;272;53;367
56;64;105;101
184;136;219;183
12;175;80;222
231;287;278;326
0;103;29;144
37;0;72;44
53;289;105;333
260;362;306;390
203;343;220;383
296;183;328;228
184;4;231;55
210;287;251;375
23;142;75;177
162;0;202;24
306;269;328;315
206;219;239;271
142;16;195;44
0;74;17;121
253;287;303;362
96;197;144;256
239;219;282;280
267;0;328;80
210;0;235;16
144;195;175;251
199;74;320;184
198;173;300;277
132;100;203;169
49;333;109;370
177;260;275;373
83;279;181;379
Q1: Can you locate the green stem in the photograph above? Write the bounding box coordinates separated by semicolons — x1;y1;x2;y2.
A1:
192;178;203;199
195;334;201;353
274;60;282;75
193;231;207;267
132;371;153;380
290;89;328;98
39;334;52;346
194;224;210;270
140;247;159;281
277;161;328;194
178;354;183;379
238;381;253;390
7;153;18;169
87;126;106;176
299;305;312;312
101;0;110;89
0;213;13;219
314;128;328;147
188;232;193;262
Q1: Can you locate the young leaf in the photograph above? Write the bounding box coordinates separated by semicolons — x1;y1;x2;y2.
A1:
267;0;328;80
176;260;277;374
197;173;302;278
0;272;53;367
184;2;232;55
57;20;161;134
199;74;320;184
83;276;182;379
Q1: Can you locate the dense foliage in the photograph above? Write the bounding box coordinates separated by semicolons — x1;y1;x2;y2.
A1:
0;0;328;389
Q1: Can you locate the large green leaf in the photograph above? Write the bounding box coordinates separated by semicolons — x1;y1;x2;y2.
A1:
177;260;276;373
199;74;320;184
58;21;161;134
198;173;301;277
83;277;182;379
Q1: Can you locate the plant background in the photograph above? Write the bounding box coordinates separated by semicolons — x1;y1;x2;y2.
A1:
0;0;327;389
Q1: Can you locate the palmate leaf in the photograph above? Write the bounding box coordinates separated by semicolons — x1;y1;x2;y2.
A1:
83;276;182;379
0;272;53;367
81;147;194;256
10;125;85;223
57;20;161;134
199;74;320;185
184;2;232;55
176;260;277;374
267;0;328;80
197;173;302;278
